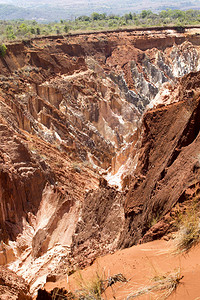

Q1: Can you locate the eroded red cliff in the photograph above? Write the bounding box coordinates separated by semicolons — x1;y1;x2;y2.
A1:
120;72;200;247
0;27;200;296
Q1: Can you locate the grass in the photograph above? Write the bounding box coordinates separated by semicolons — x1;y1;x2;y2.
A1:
175;215;200;253
76;270;105;300
51;287;76;299
127;269;183;300
175;186;200;253
75;271;127;299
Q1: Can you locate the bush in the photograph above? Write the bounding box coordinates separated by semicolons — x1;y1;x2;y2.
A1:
76;271;105;299
64;25;69;33
175;25;185;33
0;44;7;57
175;208;200;253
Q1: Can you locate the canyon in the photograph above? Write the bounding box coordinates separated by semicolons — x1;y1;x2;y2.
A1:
0;27;199;299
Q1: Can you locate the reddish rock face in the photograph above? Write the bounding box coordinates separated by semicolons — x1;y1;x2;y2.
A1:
0;122;47;241
71;182;124;268
0;266;31;299
120;72;200;247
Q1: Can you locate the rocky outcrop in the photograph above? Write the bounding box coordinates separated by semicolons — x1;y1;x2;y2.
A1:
4;143;99;294
0;266;31;299
119;71;200;247
0;122;48;242
71;179;124;268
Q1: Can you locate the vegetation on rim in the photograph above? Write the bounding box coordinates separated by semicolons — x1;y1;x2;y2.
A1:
0;9;200;42
0;43;7;57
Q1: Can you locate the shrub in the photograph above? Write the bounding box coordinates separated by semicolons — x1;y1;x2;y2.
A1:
175;207;200;253
64;25;69;33
0;44;7;57
76;271;127;299
175;25;185;33
175;186;200;253
76;271;105;299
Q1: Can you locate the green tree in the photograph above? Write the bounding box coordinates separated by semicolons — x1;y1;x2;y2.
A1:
18;23;28;34
91;12;101;20
141;10;148;18
160;10;168;18
124;13;132;23
140;10;153;19
6;25;15;40
30;27;35;34
77;15;90;21
64;25;69;33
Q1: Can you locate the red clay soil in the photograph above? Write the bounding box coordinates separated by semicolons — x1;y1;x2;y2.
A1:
44;239;200;300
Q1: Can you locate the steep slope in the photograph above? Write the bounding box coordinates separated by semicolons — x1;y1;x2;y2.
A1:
70;70;200;269
0;121;48;242
120;71;200;247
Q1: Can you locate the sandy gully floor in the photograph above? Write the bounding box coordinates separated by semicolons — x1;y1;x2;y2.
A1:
45;239;200;299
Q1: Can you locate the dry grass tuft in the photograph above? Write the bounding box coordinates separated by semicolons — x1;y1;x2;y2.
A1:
175;189;200;253
75;271;127;299
175;218;200;253
76;270;104;299
127;269;183;300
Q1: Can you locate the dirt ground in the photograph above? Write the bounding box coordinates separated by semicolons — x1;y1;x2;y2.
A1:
45;239;200;300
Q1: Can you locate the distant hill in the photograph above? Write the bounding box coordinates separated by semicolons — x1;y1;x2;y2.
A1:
0;0;200;21
0;4;71;22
